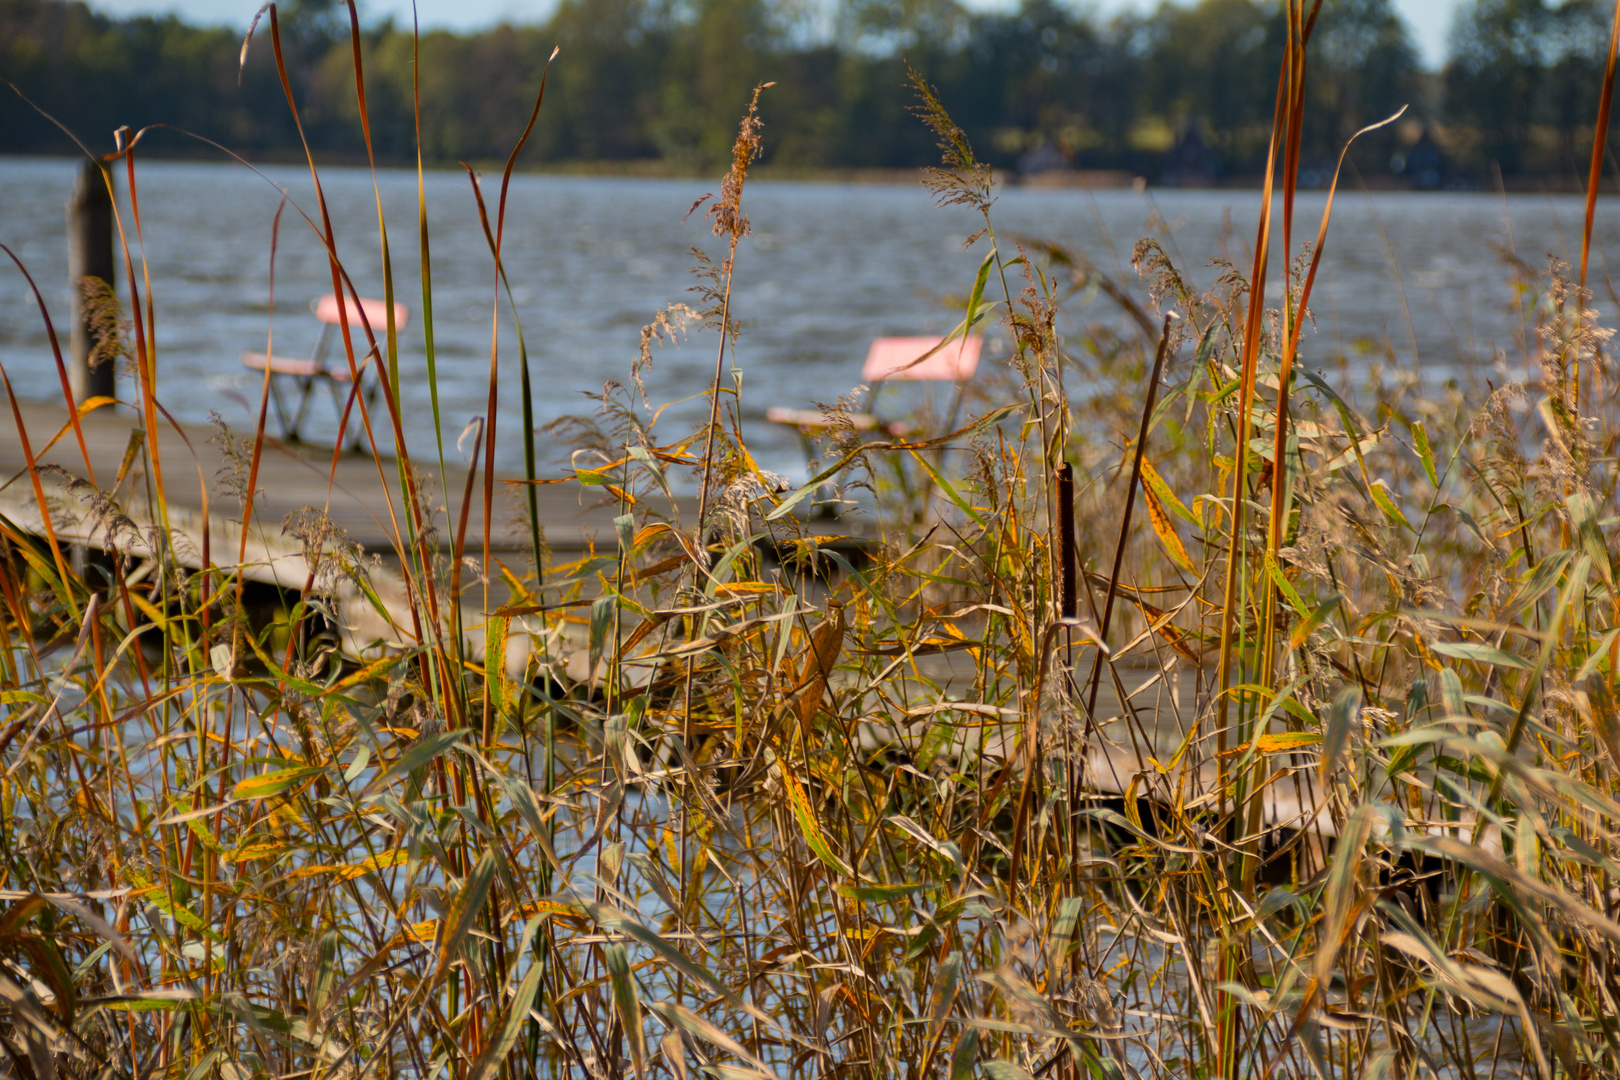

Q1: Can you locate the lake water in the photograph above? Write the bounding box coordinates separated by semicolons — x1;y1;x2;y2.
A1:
2;156;1614;480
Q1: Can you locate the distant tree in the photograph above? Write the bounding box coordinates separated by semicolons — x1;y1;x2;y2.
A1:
1141;0;1276;168
279;0;347;50
1537;0;1612;174
960;1;1114;158
0;0;1593;184
1297;0;1420;164
837;0;969;55
1446;0;1550;175
545;0;671;161
820;0;969;168
656;0;783;165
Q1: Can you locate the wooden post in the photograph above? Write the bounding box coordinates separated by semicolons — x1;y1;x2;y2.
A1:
67;158;116;404
1056;462;1076;619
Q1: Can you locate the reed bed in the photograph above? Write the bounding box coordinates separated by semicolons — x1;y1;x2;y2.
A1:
5;1;1620;1076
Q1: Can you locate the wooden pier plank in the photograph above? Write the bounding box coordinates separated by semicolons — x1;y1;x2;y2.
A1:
0;399;678;556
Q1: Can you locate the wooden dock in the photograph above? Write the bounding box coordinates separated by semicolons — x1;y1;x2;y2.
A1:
0;398;862;662
4;399;1467;849
0;401;586;664
0;400;664;560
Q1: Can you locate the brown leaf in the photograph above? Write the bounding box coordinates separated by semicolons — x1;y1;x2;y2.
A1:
791;600;845;726
1585;678;1620;770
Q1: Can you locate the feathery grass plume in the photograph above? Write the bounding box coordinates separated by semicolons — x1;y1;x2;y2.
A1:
808;384;877;509
38;462;140;562
77;274;131;376
1130;238;1198;320
706;82;772;244
281;504;362;613
1007;244;1059;380
208;412;262;516
686;245;733;337
907;61;994;219
636;302;699;408
693;82;772;553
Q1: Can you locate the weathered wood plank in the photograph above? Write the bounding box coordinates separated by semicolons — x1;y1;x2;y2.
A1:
0;400;664;556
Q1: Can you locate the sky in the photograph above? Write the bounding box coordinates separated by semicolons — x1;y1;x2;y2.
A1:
84;0;1463;70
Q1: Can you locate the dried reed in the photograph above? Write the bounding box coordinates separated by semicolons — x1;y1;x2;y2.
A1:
3;1;1620;1077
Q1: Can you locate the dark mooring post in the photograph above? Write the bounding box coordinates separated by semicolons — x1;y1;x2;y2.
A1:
67;158;116;404
1056;462;1077;619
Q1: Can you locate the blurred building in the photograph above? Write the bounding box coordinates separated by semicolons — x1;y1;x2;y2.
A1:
1392;130;1447;190
1160;127;1218;188
1017;140;1072;178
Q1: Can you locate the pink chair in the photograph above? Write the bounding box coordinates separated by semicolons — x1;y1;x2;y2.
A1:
241;293;409;448
859;335;982;384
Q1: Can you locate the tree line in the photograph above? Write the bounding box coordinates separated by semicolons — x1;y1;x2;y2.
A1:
0;0;1616;183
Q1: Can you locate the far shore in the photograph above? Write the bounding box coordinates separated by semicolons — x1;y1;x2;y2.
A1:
3;150;1616;195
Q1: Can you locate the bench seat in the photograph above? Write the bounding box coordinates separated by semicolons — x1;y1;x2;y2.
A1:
236;293;405;448
765;407;910;437
240;352;357;381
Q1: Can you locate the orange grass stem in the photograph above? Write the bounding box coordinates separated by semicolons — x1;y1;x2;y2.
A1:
1213;6;1318;1075
1582;0;1620;301
1578;0;1620;407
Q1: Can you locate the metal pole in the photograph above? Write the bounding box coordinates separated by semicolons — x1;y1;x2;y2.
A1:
67;157;116;404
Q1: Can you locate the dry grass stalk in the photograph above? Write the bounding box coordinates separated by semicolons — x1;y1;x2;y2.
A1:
6;7;1620;1079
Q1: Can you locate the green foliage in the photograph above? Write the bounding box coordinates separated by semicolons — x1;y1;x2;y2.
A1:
0;0;1433;178
1445;0;1620;175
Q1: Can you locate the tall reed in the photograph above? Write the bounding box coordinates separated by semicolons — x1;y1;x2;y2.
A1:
5;1;1620;1077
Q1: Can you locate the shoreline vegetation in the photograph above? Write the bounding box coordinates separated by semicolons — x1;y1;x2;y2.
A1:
6;0;1620;189
8;0;1620;1077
